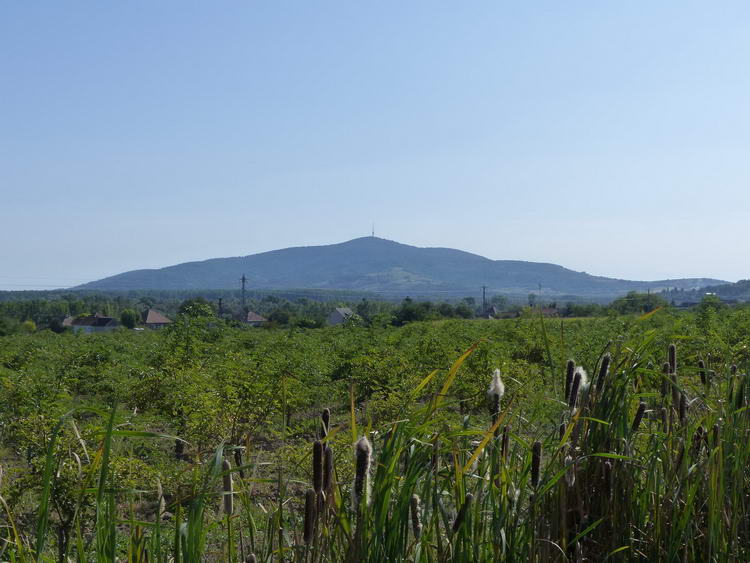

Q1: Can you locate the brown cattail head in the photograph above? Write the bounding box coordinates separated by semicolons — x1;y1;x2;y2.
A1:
501;425;510;461
668;343;677;375
679;393;687;424
660;406;669;433
565;359;575;402
312;440;324;494
353;437;372;508
452;493;474;534
698;359;706;385
246;555;257;563
321;408;331;438
596;353;611;391
631;401;647;434
568;373;581;410
222;459;234;516
531;441;542;489
323;444;334;493
410;494;422;539
303;488;316;545
731;364;738;376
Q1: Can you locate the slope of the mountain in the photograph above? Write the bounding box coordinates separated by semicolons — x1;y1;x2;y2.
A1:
76;237;725;299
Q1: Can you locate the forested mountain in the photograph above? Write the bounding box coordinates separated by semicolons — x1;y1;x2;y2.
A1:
77;237;723;300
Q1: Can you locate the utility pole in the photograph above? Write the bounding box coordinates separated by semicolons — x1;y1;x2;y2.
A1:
482;285;487;316
240;274;247;312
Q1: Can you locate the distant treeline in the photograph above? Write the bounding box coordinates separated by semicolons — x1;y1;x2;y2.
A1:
0;287;686;336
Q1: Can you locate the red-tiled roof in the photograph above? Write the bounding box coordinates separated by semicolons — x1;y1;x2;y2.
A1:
245;311;268;323
142;309;172;324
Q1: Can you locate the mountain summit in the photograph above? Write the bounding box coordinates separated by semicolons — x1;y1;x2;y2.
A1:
76;237;723;299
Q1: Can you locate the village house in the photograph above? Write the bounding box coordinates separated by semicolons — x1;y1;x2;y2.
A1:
64;313;119;334
244;311;268;327
141;308;172;329
327;307;354;326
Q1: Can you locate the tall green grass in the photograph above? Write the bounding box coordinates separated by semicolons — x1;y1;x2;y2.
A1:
3;337;750;561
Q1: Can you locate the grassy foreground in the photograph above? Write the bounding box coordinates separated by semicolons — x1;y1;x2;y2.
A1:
3;332;750;561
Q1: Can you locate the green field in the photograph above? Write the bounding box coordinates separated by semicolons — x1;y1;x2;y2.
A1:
1;305;749;561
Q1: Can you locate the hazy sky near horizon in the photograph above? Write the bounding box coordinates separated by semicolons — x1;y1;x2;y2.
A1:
3;2;750;290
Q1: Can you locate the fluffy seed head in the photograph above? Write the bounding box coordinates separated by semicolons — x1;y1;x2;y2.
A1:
487;369;505;418
222;459;233;516
353;437;372;508
576;367;590;394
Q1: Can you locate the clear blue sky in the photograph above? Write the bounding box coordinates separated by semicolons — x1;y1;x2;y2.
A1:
3;2;749;290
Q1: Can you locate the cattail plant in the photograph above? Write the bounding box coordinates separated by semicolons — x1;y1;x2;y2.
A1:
452;493;474;535
353;437;372;509
222;458;234;516
321;408;330;439
698;360;707;386
679;393;687;424
531;441;542;489
323;445;334;495
303;489;316;545
596;353;610;392
565;359;575;402
487;368;505;422
246;555;257;563
410;494;422;539
568;372;581;410
631;401;647;433
312;440;324;496
660;406;669;433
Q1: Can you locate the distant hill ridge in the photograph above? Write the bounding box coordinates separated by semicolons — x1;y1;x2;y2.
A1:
76;237;724;300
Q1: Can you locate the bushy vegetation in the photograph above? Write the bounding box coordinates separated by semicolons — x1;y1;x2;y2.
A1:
2;305;750;560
